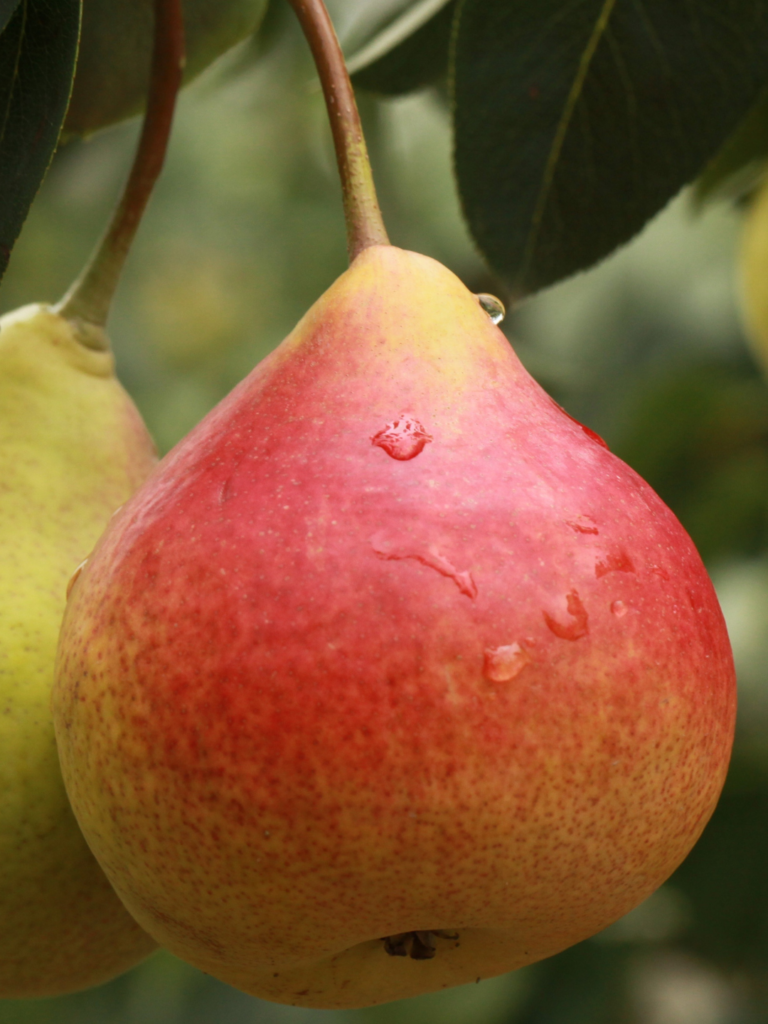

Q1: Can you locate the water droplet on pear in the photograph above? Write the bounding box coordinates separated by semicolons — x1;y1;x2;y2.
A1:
66;559;89;600
544;590;589;641
483;643;531;682
476;294;506;325
372;416;432;461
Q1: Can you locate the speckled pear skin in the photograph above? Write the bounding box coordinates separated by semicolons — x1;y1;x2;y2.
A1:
53;247;735;1009
0;305;158;997
64;0;268;138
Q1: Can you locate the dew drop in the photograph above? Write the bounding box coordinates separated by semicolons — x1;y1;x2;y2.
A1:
611;600;628;618
372;416;433;461
548;397;609;449
543;590;589;641
371;532;476;598
483;643;532;682
477;293;506;325
66;559;88;600
566;516;599;536
595;550;635;578
219;477;234;505
579;423;609;449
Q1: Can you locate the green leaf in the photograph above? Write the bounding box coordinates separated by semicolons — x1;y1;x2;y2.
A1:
453;0;768;296
694;86;768;205
0;0;80;281
0;0;21;33
64;0;267;139
351;0;456;96
331;0;448;58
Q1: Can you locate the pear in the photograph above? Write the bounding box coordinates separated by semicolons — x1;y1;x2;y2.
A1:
740;172;768;375
52;244;736;1009
0;305;157;997
64;0;267;138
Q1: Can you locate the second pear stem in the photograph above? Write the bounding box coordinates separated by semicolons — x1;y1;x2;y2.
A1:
287;0;389;261
57;0;185;329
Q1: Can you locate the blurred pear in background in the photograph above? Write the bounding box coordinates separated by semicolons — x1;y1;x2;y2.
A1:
740;172;768;377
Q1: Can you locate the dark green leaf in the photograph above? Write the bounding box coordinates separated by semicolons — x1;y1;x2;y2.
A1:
351;0;456;96
0;0;80;281
694;86;768;205
453;0;768;296
64;0;266;139
339;0;450;62
0;0;21;34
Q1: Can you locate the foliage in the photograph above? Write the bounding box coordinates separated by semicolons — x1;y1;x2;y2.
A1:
451;0;768;295
0;0;80;277
695;87;768;204
5;0;768;291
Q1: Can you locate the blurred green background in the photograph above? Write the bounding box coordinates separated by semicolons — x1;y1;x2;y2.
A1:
2;8;768;1024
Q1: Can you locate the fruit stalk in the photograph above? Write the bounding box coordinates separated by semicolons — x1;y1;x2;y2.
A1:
287;0;389;260
56;0;186;330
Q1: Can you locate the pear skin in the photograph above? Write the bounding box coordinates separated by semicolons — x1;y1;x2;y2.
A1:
0;305;158;997
53;247;735;1008
740;173;768;376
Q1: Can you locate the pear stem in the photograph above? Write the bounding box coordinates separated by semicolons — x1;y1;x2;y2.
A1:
287;0;390;261
55;0;185;329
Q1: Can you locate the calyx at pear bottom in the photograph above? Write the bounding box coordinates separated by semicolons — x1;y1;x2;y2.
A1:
52;245;736;1010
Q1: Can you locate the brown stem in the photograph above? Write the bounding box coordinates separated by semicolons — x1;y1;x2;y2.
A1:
287;0;389;261
56;0;185;331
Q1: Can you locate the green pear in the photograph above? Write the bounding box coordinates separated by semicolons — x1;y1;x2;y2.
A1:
0;304;157;997
64;0;268;138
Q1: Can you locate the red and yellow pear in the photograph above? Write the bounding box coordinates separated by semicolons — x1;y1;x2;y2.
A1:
51;0;736;1009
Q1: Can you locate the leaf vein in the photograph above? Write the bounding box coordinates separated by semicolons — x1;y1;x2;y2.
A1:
521;0;619;280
